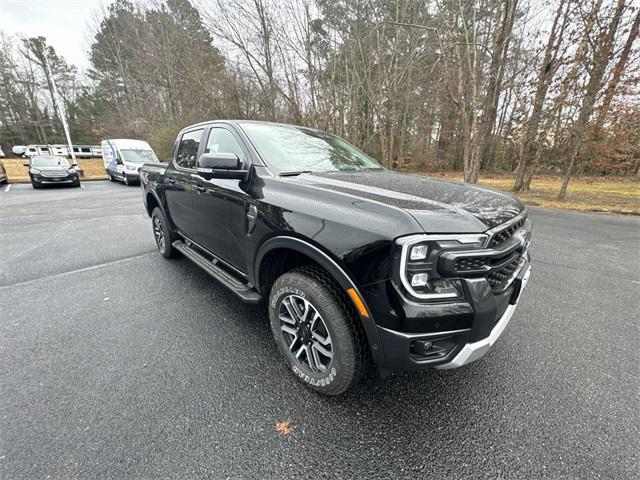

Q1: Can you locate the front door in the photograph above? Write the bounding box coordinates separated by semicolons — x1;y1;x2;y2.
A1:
192;126;251;271
164;128;203;238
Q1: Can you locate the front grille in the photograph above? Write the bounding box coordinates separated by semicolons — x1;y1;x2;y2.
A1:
441;213;529;294
488;216;526;248
486;256;523;291
454;256;489;272
42;171;68;178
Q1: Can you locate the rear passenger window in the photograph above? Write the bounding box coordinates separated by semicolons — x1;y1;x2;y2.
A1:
175;129;203;169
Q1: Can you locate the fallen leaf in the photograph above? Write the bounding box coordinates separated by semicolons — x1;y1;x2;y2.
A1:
275;420;292;436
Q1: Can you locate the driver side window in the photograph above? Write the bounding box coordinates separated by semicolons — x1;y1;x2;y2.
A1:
205;128;246;165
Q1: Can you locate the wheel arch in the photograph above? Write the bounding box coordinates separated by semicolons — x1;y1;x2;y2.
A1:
254;235;385;364
145;191;162;217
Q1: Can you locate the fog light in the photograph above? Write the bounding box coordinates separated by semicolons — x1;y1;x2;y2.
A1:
411;273;429;287
410;244;428;260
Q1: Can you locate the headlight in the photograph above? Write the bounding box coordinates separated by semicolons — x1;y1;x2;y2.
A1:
125;164;137;170
30;168;41;174
396;234;487;301
67;167;77;174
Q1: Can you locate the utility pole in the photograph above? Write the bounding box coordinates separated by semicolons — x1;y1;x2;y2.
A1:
43;50;76;163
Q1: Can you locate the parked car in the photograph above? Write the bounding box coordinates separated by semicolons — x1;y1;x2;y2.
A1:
101;139;159;185
0;162;6;184
0;146;5;158
25;155;81;188
140;120;532;395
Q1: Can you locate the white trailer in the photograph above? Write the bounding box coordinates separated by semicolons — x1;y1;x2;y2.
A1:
19;144;102;158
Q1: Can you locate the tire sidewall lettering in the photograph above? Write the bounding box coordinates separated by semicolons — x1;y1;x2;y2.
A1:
270;286;306;309
292;365;337;387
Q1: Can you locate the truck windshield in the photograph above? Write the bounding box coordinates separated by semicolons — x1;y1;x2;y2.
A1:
121;149;158;163
31;156;69;167
239;122;382;174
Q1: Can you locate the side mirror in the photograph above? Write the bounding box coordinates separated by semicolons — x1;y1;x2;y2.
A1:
197;153;248;180
198;152;240;170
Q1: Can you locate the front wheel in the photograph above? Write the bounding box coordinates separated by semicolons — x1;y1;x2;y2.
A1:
268;266;367;395
151;207;176;258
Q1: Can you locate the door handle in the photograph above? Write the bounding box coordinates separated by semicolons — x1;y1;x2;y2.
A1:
194;185;206;194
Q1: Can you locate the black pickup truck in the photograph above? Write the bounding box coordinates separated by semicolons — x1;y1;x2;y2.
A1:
140;120;532;395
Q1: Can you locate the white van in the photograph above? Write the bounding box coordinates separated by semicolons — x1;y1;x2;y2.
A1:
101;139;159;185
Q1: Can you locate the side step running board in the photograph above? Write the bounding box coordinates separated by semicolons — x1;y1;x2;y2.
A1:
172;240;262;303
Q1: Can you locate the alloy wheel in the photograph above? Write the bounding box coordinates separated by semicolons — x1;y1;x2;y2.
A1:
278;294;333;373
153;214;165;251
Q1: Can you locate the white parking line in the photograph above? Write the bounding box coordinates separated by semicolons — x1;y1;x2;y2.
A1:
4;184;11;192
80;184;85;188
0;252;156;291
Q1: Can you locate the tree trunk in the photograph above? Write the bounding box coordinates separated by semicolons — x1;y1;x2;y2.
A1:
513;0;568;191
593;9;640;135
558;0;626;199
474;0;518;172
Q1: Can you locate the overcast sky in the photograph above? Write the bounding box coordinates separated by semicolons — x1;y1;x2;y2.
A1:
0;0;108;70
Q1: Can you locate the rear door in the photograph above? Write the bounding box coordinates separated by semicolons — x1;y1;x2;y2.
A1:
164;128;203;238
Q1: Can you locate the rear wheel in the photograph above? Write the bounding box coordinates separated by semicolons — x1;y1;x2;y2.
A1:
151;207;176;258
268;266;367;395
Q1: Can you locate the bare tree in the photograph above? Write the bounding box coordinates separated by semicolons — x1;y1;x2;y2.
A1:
558;0;627;199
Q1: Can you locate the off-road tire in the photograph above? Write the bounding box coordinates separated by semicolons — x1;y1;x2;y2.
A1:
151;207;177;258
268;266;367;395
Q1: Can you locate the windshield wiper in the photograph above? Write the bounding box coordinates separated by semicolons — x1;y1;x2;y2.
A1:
279;170;313;177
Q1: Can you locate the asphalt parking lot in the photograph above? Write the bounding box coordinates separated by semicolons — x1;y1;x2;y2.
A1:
1;181;638;479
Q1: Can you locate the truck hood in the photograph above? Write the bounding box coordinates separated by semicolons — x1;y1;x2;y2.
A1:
294;170;524;231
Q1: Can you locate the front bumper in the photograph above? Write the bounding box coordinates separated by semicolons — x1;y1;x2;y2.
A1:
435;264;531;369
32;174;78;184
367;256;531;371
